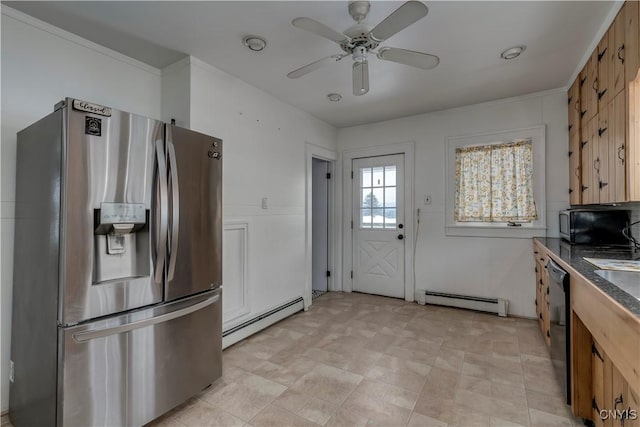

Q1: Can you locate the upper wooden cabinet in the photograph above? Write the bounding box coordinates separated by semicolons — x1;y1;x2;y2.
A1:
598;33;611;111
569;79;581;135
625;1;639;84
568;1;640;205
581;50;598;124
569;130;582;205
610;8;626;98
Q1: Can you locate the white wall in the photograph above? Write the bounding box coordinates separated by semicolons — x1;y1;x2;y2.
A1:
184;57;337;328
0;7;162;411
338;90;569;318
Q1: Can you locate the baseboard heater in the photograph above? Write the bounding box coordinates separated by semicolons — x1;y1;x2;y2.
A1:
222;297;304;349
415;290;508;317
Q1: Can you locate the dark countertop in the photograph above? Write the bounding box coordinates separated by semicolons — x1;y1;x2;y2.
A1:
534;237;640;317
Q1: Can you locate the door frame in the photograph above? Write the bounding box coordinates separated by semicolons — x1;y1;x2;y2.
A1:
341;141;415;301
305;142;338;308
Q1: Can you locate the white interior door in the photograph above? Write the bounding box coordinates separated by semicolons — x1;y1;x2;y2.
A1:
352;154;405;298
312;158;329;292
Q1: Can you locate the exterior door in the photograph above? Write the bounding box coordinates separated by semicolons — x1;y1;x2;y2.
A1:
352;154;405;298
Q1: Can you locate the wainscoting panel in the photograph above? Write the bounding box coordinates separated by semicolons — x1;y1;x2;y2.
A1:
222;221;249;326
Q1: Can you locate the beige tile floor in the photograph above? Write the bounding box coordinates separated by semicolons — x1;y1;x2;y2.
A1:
150;292;584;427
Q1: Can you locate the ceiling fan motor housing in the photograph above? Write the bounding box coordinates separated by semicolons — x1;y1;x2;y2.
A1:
341;24;379;53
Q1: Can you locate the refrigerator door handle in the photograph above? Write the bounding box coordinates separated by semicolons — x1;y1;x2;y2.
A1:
154;139;169;283
72;294;219;342
167;139;180;281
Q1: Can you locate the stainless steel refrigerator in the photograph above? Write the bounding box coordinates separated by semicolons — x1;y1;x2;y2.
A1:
9;98;223;427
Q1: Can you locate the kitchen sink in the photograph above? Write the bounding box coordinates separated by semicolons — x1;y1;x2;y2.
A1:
594;270;640;300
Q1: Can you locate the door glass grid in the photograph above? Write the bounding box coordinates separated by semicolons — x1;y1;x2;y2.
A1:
360;165;397;229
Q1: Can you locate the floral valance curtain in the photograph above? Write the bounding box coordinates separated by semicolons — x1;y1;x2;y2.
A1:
454;139;538;222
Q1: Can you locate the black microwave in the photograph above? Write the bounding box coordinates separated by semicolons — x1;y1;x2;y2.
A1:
559;209;630;245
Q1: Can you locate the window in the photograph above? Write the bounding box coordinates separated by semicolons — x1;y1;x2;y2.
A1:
360;165;397;229
454;140;537;223
446;126;546;238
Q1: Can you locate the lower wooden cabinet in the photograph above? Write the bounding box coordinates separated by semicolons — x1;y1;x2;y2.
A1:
533;242;550;346
591;338;639;427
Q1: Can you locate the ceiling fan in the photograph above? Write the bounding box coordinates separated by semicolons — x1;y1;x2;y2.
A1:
287;1;439;96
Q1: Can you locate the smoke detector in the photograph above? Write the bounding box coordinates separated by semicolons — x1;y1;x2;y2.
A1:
243;35;267;52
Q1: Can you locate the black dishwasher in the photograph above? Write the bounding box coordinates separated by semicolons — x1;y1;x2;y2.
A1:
547;257;571;405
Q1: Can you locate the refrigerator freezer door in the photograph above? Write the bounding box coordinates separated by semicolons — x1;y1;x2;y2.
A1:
59;289;222;427
165;125;222;301
61;101;164;324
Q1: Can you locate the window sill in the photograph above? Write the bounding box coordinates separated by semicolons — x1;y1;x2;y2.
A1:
445;225;547;239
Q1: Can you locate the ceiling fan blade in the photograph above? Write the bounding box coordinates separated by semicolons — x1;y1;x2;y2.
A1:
369;1;428;42
292;17;350;44
377;47;439;70
287;55;344;79
353;61;369;96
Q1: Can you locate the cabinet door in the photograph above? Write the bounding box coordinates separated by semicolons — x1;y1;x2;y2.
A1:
581;122;594;204
582;119;600;204
570;130;582;205
611;91;627;202
599;32;611;110
612;365;627;426
625;0;640;84
598;109;612;203
593;339;605;427
569;79;581;135
625;385;640;427
611;8;626;98
582;52;598;124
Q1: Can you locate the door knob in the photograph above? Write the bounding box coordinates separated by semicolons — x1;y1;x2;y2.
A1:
398;224;404;229
397;234;404;240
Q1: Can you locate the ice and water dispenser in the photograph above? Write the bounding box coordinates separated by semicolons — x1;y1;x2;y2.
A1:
94;202;150;283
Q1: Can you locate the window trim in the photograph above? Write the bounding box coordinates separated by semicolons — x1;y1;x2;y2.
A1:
445;125;546;238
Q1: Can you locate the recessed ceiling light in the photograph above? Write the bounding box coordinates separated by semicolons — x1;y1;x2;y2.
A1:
243;35;267;52
500;46;526;60
327;93;342;102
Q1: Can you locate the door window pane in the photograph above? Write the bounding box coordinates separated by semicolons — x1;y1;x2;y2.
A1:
384;208;397;228
384;166;396;186
361;209;372;227
384;187;396;207
358;164;399;229
361;188;373;207
372;188;384;209
372;167;384;187
361;168;372;188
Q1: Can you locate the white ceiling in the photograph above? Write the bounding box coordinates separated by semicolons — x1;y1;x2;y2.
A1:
5;1;615;128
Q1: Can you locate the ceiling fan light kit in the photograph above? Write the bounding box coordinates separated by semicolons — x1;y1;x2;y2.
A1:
288;0;439;96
